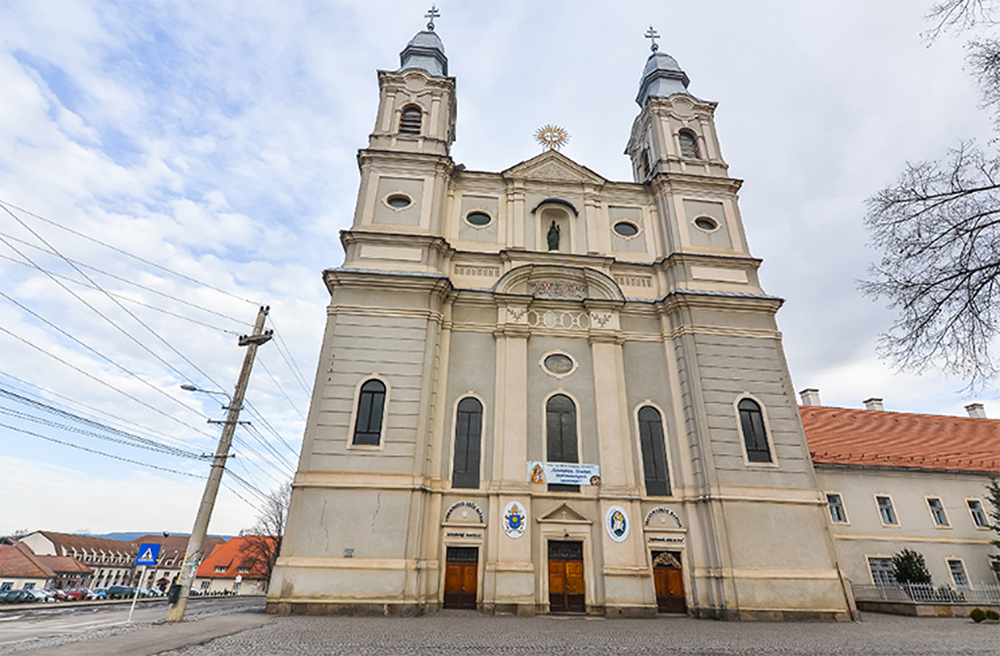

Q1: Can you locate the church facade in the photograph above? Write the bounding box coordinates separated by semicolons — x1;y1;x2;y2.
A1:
267;21;852;620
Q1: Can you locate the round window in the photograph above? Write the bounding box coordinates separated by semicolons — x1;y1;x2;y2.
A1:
386;194;412;209
613;221;639;237
466;211;492;227
543;353;574;375
694;217;718;231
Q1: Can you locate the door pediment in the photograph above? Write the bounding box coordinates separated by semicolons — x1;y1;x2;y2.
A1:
537;502;592;524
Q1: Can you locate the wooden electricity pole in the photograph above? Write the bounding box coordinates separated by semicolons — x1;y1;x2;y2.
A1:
167;305;272;622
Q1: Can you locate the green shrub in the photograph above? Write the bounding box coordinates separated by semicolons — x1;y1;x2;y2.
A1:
892;549;932;585
970;608;986;623
986;609;1000;621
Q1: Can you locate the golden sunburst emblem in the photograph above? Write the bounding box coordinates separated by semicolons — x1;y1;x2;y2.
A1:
534;124;570;151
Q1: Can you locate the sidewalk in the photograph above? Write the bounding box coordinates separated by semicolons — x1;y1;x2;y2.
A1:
18;612;270;656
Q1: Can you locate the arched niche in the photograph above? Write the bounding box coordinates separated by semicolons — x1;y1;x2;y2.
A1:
493;265;624;302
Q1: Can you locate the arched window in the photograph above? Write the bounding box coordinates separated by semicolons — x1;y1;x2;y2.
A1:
638;406;671;496
678;130;699;158
452;397;483;489
737;398;772;463
352;379;386;446
399;106;422;135
546;394;578;492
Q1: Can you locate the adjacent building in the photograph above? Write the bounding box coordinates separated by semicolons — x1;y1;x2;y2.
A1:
195;536;277;595
800;392;999;589
269;20;853;620
132;534;226;592
17;531;136;588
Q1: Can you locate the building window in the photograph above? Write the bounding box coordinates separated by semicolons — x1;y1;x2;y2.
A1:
948;559;969;588
967;499;989;528
23;583;35;590
352;379;387;446
638;406;671;496
0;583;11;591
737;398;772;463
869;557;897;587
452;397;483;489
826;493;847;523
927;498;949;527
678;130;699;158
201;581;211;590
876;495;898;525
399;106;422;135
238;567;250;574
546;394;579;492
214;566;227;573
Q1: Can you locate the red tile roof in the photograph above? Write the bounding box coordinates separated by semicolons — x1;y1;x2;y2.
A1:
800;405;1000;473
35;555;92;575
195;536;276;580
0;543;56;580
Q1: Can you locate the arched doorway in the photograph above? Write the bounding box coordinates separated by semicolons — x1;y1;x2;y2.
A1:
651;551;686;614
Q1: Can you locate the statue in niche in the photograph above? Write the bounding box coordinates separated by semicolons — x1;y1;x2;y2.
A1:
547;220;560;251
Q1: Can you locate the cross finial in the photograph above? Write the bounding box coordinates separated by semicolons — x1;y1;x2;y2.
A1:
645;25;659;53
425;5;440;31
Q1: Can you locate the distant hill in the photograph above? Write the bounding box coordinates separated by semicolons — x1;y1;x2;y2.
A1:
84;532;232;543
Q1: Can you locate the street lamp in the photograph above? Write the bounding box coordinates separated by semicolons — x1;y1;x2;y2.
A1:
180;384;232;407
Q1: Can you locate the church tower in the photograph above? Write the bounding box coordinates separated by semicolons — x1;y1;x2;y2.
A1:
269;17;851;620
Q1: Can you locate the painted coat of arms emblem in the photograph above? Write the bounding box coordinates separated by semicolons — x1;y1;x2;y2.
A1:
605;505;630;543
503;501;526;539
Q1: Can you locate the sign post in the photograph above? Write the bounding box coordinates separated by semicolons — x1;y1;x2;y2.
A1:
128;543;160;626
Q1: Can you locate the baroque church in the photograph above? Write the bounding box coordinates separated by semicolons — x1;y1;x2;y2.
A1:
268;17;854;620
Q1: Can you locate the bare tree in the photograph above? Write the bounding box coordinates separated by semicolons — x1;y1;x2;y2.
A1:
240;482;291;590
861;0;1000;390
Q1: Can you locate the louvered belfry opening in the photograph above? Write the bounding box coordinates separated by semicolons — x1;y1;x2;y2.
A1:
399;106;422;135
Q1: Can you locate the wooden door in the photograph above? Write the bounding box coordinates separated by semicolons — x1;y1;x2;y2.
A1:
652;551;686;614
548;541;584;613
443;547;477;609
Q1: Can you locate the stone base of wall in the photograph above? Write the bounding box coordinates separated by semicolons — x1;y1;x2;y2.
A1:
856;600;1000;618
692;606;851;622
266;601;431;617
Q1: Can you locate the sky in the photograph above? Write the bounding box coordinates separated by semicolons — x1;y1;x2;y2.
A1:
1;0;997;537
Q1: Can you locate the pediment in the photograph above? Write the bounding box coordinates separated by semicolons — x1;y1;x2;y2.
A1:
536;502;592;524
503;150;606;185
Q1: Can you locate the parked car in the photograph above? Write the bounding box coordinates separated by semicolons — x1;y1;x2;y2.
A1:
87;588;107;600
64;587;88;601
0;590;16;604
189;587;204;596
2;590;31;604
22;589;53;603
46;589;69;601
105;585;136;600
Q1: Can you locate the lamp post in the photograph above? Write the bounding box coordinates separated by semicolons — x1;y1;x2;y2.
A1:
166;305;272;622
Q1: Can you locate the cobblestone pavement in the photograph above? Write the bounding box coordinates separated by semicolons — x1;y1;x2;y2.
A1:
162;611;997;656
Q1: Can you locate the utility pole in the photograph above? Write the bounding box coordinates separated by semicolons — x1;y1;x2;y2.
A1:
167;305;272;622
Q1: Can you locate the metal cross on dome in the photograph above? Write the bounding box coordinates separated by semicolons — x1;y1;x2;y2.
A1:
645;25;660;53
425;5;440;31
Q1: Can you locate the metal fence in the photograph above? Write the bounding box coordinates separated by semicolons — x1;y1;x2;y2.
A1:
852;583;1000;605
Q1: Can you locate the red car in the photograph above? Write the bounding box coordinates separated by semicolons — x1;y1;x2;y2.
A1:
64;588;89;601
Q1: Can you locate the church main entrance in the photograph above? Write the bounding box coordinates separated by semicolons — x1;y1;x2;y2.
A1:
548;541;585;613
443;547;478;609
652;551;686;614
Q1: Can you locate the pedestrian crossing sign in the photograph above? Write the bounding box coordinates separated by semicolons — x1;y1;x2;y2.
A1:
135;543;160;566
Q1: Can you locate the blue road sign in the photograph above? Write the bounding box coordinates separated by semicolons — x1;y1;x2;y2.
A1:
135;543;161;566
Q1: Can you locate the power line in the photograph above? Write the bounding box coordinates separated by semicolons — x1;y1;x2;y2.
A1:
257;358;307;421
266;317;312;394
0;199;261;307
0;230;224;395
0;371;203;452
2;423;207;479
1;253;245;335
0;235;254;328
0;386;204;459
0;289;217;423
243;402;299;457
0;325;216;440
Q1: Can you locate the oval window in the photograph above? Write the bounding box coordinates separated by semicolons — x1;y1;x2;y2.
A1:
543;353;574;375
613;221;639;237
694;217;718;231
386;194;412;209
466;211;492;227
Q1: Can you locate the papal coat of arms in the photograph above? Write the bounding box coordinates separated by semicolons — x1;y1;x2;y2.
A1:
605;505;630;543
503;501;526;539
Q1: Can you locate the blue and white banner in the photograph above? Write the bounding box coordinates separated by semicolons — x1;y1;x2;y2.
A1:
527;461;601;486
